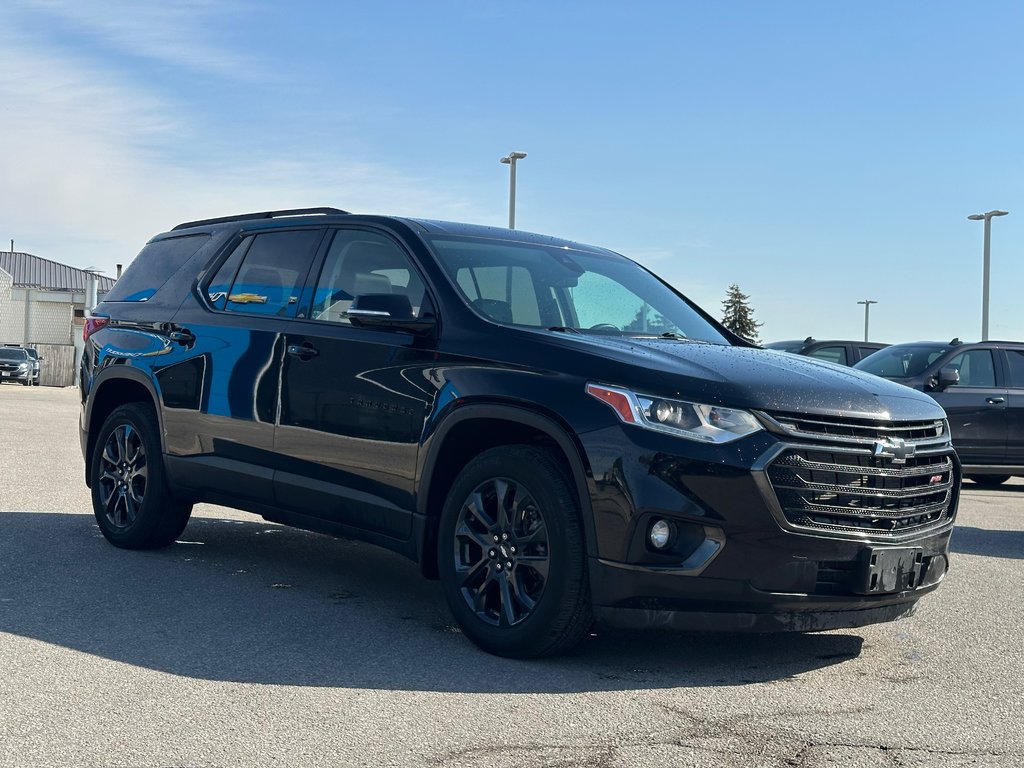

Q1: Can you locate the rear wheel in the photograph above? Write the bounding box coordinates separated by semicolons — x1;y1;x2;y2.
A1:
90;403;192;549
438;445;592;658
966;474;1011;486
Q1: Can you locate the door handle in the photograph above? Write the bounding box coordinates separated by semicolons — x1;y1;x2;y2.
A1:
986;397;1005;404
286;343;319;360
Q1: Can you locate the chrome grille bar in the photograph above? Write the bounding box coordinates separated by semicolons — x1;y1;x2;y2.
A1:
754;412;959;540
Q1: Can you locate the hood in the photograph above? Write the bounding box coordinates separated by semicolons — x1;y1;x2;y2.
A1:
544;334;944;421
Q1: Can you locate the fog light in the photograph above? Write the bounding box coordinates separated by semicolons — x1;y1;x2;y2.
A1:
649;519;673;549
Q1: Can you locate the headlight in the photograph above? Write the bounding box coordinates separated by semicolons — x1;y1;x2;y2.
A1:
17;363;28;370
586;383;762;444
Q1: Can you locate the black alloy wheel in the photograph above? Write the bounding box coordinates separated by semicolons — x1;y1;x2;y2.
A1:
97;421;148;530
438;445;592;658
453;476;550;628
90;403;192;549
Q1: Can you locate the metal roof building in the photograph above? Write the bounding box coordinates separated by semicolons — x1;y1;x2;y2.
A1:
0;251;115;292
1;251;116;385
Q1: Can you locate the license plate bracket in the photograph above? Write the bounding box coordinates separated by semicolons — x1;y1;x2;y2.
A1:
856;547;924;594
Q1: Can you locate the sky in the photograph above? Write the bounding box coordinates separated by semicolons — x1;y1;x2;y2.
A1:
1;0;1022;344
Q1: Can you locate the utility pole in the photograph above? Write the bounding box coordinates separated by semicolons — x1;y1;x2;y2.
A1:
967;210;1009;341
499;151;527;229
857;300;877;342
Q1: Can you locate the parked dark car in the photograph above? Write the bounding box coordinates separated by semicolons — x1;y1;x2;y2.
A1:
856;338;1024;486
80;208;960;657
0;346;33;385
23;347;41;385
764;337;889;366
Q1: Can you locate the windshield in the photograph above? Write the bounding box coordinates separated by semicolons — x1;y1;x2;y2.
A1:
854;343;948;378
0;349;28;362
427;236;730;344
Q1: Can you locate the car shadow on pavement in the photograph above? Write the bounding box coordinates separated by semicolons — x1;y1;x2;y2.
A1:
950;526;1024;560
0;511;866;693
963;482;1024;493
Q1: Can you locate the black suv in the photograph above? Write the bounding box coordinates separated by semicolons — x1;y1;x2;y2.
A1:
856;338;1024;486
80;208;960;657
764;338;889;366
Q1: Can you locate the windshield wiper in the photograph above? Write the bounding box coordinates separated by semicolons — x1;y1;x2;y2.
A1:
656;332;710;344
547;326;582;334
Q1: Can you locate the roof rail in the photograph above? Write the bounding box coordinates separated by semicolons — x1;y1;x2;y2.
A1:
171;207;350;231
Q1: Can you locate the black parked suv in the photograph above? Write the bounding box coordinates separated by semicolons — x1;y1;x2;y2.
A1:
764;338;889;366
856;338;1024;486
80;208;960;657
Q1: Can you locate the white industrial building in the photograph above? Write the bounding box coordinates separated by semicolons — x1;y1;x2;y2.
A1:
0;251;115;386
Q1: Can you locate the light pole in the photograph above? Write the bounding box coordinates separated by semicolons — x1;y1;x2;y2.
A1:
499;151;527;229
857;300;877;342
967;209;1009;341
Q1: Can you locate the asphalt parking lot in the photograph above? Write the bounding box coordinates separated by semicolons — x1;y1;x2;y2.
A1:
0;386;1022;768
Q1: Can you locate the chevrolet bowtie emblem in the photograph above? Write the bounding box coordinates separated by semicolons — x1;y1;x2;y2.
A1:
873;437;916;465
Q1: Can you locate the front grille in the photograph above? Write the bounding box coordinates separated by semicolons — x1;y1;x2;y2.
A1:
758;413;958;539
758;411;947;445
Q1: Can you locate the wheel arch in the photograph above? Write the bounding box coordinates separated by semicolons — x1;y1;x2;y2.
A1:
84;369;162;487
415;403;596;578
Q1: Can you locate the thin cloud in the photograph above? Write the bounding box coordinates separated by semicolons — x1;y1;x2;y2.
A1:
14;0;264;80
0;30;490;277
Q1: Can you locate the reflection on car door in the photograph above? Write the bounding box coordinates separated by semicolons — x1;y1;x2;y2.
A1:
929;348;1007;465
274;228;438;540
162;228;323;502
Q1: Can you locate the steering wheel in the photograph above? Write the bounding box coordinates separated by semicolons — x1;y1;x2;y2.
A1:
588;323;619;332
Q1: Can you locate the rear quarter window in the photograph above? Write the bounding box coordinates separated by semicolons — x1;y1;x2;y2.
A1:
104;234;211;302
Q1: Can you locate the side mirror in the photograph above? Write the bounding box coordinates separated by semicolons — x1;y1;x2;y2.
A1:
936;366;960;390
346;293;436;334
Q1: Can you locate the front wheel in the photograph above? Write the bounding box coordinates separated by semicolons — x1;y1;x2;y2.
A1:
438;445;592;658
90;403;192;549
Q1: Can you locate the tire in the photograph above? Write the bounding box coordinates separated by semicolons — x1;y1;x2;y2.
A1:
20;379;30;386
966;474;1011;486
438;445;592;658
90;403;192;549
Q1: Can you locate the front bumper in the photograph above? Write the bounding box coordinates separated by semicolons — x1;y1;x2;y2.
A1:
0;369;31;382
579;422;957;631
594;600;920;633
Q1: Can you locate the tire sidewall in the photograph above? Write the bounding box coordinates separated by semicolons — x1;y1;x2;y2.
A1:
90;403;172;548
438;447;587;657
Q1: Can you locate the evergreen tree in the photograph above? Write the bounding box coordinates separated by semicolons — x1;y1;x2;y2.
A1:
720;284;763;343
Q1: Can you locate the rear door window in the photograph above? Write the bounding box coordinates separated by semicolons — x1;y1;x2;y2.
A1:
213;230;323;318
1003;349;1024;388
